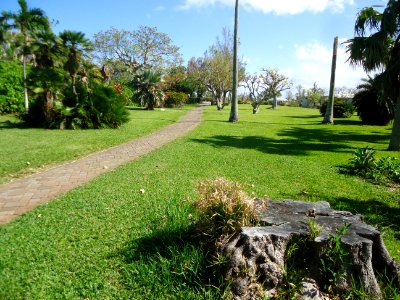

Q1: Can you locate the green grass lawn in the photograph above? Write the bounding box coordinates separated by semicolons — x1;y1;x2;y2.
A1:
0;105;399;299
0;106;191;184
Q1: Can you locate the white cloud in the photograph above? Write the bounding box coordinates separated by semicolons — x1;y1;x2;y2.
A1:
283;40;366;90
179;0;354;14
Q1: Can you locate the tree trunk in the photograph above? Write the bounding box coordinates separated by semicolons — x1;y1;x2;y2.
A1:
221;200;400;299
252;102;260;114
217;98;224;110
323;36;338;124
229;0;239;123
72;74;78;101
43;90;55;124
23;55;29;113
388;94;400;151
216;91;224;110
272;96;278;109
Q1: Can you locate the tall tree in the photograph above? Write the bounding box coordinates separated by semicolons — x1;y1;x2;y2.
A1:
261;68;291;109
295;84;305;102
0;0;49;112
346;1;400;150
130;70;163;110
186;57;207;101
93;26;182;78
306;82;325;108
59;30;91;101
229;0;239;122
242;72;265;114
29;29;63;124
323;36;338;124
197;28;245;110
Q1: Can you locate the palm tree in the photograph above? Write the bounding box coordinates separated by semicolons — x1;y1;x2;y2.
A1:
229;0;239;122
1;0;49;112
346;1;400;150
323;36;338;124
29;29;63;124
352;75;394;125
59;30;91;102
130;70;164;110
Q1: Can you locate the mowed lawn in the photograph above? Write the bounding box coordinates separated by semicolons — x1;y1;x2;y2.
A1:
0;107;191;184
0;105;399;299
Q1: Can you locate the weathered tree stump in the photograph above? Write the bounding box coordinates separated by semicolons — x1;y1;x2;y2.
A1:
221;200;400;299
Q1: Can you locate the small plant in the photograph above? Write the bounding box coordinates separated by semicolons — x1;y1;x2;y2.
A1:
308;218;322;240
319;223;350;294
349;146;376;175
194;177;266;238
279;236;313;299
375;157;400;183
346;147;400;184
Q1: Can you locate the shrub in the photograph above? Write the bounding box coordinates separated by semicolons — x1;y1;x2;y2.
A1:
0;61;24;114
375;157;400;183
346;147;400;184
66;82;129;129
348;146;377;176
164;91;188;108
286;100;300;107
113;82;134;106
194;177;266;238
24;81;129;129
320;99;355;118
353;93;393;125
352;76;394;125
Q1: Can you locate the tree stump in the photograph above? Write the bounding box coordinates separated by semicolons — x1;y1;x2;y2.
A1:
221;200;400;299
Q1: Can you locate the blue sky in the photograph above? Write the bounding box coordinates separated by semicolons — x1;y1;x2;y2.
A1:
2;0;385;92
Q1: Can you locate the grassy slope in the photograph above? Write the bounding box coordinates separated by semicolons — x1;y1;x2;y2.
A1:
0;105;398;299
0;107;191;184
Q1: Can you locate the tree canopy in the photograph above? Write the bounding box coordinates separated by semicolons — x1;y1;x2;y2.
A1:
346;0;400;150
260;68;291;109
93;26;182;77
189;28;245;110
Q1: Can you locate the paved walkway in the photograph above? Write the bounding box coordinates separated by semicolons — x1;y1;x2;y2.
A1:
0;105;205;225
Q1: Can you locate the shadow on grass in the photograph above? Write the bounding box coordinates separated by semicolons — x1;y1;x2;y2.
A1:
116;219;222;295
192;126;390;156
286;115;364;125
0;120;28;129
329;197;400;233
285;114;321;119
333;119;364;126
278;127;389;145
126;107;147;111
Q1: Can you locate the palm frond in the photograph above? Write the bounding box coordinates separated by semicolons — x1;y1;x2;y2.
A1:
355;7;382;35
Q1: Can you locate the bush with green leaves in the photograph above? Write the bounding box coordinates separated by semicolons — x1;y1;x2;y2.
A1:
286;100;300;107
349;146;377;176
62;82;129;129
347;146;400;184
25;81;129;129
320;99;355;118
0;61;24;114
352;75;394;125
375;157;400;183
113;82;134;106
164;91;188;108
